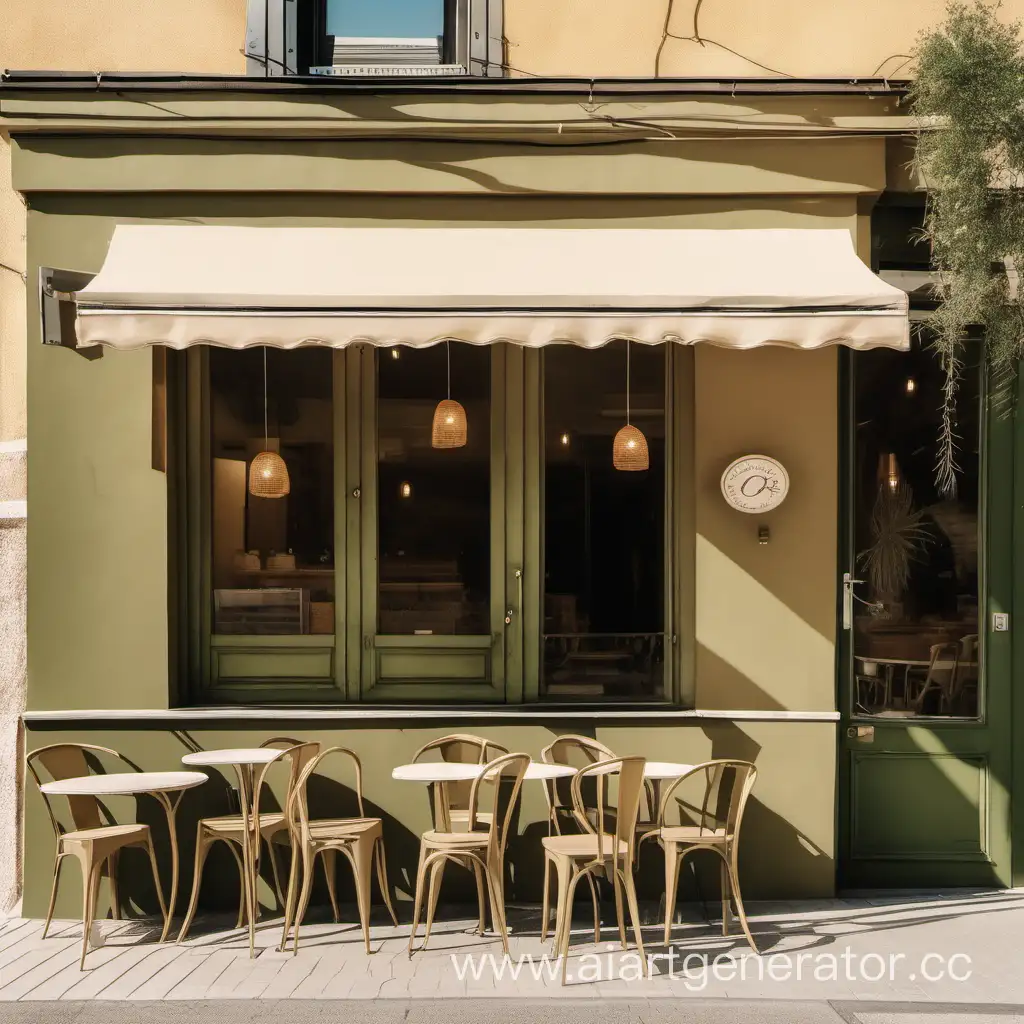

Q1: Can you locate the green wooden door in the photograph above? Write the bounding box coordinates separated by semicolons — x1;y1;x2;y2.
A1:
837;345;1013;887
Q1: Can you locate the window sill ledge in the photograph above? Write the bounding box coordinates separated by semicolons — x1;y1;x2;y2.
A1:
23;705;840;725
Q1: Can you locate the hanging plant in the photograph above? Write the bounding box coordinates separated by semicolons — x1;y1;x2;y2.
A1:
858;480;932;607
912;0;1024;494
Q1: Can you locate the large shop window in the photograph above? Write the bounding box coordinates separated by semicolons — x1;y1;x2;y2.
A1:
209;347;335;637
189;342;684;705
542;342;667;700
377;345;491;636
851;336;981;719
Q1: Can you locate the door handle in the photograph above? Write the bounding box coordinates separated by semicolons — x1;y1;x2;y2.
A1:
842;572;864;631
505;568;523;626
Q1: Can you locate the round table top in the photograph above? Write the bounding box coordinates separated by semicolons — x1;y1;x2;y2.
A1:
392;761;575;783
40;771;208;797
181;748;282;767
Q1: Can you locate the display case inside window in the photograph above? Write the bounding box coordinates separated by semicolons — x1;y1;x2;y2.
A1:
210;347;335;636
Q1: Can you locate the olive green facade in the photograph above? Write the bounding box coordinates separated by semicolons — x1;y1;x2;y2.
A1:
7;81;1018;917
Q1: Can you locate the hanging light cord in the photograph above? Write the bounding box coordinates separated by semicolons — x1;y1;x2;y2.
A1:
263;346;269;447
446;339;452;400
626;340;631;425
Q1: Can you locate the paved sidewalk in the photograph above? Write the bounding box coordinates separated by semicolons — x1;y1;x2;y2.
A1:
0;891;1020;1005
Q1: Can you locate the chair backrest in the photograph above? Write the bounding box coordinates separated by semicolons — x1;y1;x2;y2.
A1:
467;752;531;861
26;742;131;838
413;734;510;824
250;741;321;835
286;746;366;840
260;737;321;799
540;734;618;834
569;756;646;869
658;759;758;843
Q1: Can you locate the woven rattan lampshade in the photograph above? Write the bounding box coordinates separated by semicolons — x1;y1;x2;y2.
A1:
249;450;291;498
613;424;649;471
431;399;468;448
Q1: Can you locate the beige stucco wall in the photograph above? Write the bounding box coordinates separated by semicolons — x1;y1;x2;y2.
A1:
507;0;1024;77
0;0;244;915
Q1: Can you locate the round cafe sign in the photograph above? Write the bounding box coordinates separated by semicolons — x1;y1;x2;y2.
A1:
720;455;789;514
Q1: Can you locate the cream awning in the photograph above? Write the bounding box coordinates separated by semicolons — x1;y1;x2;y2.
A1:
75;225;909;351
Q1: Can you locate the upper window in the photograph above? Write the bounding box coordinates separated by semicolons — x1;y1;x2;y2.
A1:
244;0;499;76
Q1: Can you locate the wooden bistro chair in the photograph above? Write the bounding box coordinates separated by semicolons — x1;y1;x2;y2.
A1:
911;643;961;715
651;759;759;952
279;746;399;954
408;752;531;957
541;756;648;985
412;734;509;831
27;742;168;969
177;738;319;942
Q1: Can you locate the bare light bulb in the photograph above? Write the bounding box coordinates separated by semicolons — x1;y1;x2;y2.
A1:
905;377;916;394
400;481;412;499
560;433;570;446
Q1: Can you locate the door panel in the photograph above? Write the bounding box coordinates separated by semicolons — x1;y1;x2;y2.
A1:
838;341;1013;888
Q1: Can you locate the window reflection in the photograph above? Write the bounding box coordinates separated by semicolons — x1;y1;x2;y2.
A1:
377;344;490;635
853;337;980;718
210;347;335;635
542;342;666;700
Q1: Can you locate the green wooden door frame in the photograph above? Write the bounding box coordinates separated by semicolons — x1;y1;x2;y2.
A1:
837;346;1014;888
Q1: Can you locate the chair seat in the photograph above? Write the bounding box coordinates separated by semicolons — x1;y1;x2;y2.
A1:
660;826;728;843
421;828;490;850
307;817;381;841
62;823;149;843
541;833;629;858
201;812;286;836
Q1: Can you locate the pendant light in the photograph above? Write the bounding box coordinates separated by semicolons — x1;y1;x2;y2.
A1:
613;340;649;471
249;347;290;498
431;340;468;448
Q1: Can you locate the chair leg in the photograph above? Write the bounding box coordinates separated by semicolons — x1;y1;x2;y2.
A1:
407;842;428;957
374;840;399;927
143;836;170;937
559;867;587;986
483;859;510;955
540;854;552;942
350;836;376;955
720;860;730;937
621;868;648;978
223;840;247;930
322;849;340;924
177;830;213;943
611;867;627;950
549;855;572;957
586;873;601;944
265;838;285;912
279;840;301;953
471;859;487;936
723;852;758;954
292;846;316;956
80;859;101;970
663;842;681;946
42;854;65;940
107;853;120;921
422;855;446;950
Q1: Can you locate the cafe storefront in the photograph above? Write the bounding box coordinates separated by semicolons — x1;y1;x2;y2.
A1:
6;74;1019;918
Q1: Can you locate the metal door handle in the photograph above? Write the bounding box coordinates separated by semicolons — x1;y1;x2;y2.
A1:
842;572;864;631
505;568;523;626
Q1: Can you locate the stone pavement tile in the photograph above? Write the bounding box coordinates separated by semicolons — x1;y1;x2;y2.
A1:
60;944;167;1001
165;949;248;1000
100;946;194;999
129;951;209;1000
0;941;92;999
257;953;322;999
19;945;127;1001
0;922;42;955
289;952;349;998
854;1014;1024;1024
0;940;80;991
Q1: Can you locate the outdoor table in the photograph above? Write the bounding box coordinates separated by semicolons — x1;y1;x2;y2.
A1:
392;761;576;783
39;770;208;942
180;748;282;957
